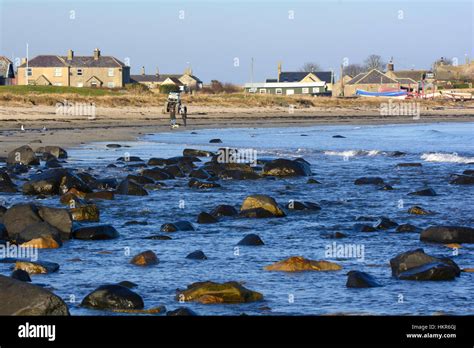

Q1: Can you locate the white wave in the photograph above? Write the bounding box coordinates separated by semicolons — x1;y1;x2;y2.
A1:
421;152;474;164
324;150;382;157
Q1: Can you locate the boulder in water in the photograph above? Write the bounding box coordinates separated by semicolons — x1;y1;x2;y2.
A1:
420;226;474;244
186;250;207;260
264;256;342;272
354;177;384;185
240;195;286;217
130;250;159;266
407;205;433;215
237;234;264;246
262;158;311;177
116;179;148;196
408;188;437;196
81;284;144;310
209;204;238;217
14;260;60;274
346;271;382;288
160;221;195;232
176;281;263;304
197;212;218;224
7;145;39;166
73;225;119;240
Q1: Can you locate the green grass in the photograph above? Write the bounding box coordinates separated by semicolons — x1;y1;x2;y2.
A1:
0;85;119;96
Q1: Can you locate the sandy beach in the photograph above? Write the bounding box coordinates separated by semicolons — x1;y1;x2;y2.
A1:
1;104;474;156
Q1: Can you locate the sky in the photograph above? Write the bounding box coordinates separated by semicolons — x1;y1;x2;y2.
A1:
0;0;473;84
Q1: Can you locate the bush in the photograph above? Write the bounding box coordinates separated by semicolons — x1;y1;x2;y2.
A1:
159;84;181;94
199;80;241;94
125;83;151;94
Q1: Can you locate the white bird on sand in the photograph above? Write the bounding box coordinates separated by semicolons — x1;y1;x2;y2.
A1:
20;124;25;131
42;126;47;131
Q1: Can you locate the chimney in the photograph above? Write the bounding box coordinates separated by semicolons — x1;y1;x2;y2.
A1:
67;49;74;60
93;48;100;60
141;66;145;75
387;57;394;72
277;62;282;82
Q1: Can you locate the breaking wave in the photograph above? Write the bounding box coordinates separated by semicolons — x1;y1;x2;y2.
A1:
324;150;382;157
421;152;474;164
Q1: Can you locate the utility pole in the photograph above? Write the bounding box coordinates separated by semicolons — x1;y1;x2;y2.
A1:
25;43;29;84
250;57;254;83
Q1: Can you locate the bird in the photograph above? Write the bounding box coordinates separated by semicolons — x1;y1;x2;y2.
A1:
42;126;47;132
20;124;25;131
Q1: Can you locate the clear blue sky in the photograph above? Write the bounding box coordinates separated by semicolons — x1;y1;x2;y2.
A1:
0;0;472;83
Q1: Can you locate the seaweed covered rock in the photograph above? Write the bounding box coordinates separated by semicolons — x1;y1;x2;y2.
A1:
176;281;263;304
264;256;341;272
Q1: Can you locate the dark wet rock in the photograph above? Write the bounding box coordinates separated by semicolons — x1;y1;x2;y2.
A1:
332;135;346;138
81;284;144;310
143;235;172;240
106;144;122;148
117;281;138;289
353;224;376;232
38;206;73;237
116;156;143;162
346;271;382;288
188;178;221;189
186;250;207;260
11;269;31;282
450;175;474;185
126;162;147;168
0;275;69;315
237;233;264;246
322;231;347;239
164;165;185;178
147;158;167;166
176;281;263;304
0;172;17;193
0;223;7;240
239;208;276;218
209;204;238;217
116;179;148;196
3;204;42;237
197;212;218;224
189;168;213;180
12;222;62;245
166;307;198;316
124;220;148;226
355;216;378;222
36;146;68;159
408;188;437;196
388;151;406;157
70;204;100;222
165;156;201;165
389;248;460;280
285;200;321;211
420;226;474;244
209;138;222;143
92;178;118;190
396;224;421;233
45;158;62;168
22;168;91;195
130;250;159;266
183;149;214;157
240;194;286;217
374;217;398;230
398;262;459;281
379;184;393;191
85;191;115;201
306;178;321;184
142;167;174;180
73;225;119;240
160;221;195;232
462;169;474;176
262;158;311;177
14;260;60;274
408;205;433;215
354;177;384;185
7;145;39;166
219;169;261;180
396;162;422;168
127;174;154;185
6;163;29;174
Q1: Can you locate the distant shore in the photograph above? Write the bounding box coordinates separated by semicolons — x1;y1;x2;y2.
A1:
1;104;474;156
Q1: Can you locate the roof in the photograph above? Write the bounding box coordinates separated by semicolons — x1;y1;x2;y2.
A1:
346;72;366;84
163;76;182;85
0;56;14;78
19;54;126;68
391;70;429;81
347;69;399;85
130;74;160;83
245;81;326;88
396;78;418;85
277;71;333;84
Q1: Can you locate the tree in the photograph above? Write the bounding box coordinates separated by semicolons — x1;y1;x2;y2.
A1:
364;54;386;71
432;57;453;71
343;63;366;77
300;62;321;72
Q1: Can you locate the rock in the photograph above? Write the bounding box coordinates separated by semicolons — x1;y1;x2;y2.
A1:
0;223;7;240
188;178;221;189
240;195;286;217
463;169;474;176
20;235;62;249
23;168;91;195
116;179;148;196
127;174;154;185
332;135;346;138
186;250;207;260
450;175;474;185
0;275;69;315
197;212;218;224
0;172;17;192
147;158;167;166
142;168;174;180
346;271;382;288
130;250;159;266
14;260;60;274
323;231;347;239
408;205;432;215
7;145;39;166
398;262;458;281
189;168;213;180
117;281;138;288
264;256;342;272
92;178;118;190
117;156;143;162
408;188;437;196
262;158;311;177
354;177;384;185
37;146;68;159
379;184;393;191
164;165;185;178
353;224;376;232
165;156;201;165
11;269;31;282
389;248;460;279
37;206;72;237
374;217;398;230
239;208;276;218
219;169;261;180
420;226;474;244
143;235;172;240
106;144;122;148
183;149;214;157
176;281;263;304
306;178;321;184
396;163;422;167
70;204;100;222
388;151;406;157
166;307;198;316
81;284;144;310
209;138;222;143
209;204;238;217
160;221;194;232
3;204;42;237
285;200;321;211
237;234;264;246
396;224;421;233
85;191;115;200
73;225;119;240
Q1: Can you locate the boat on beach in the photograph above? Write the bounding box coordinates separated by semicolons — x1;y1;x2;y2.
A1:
356;89;408;99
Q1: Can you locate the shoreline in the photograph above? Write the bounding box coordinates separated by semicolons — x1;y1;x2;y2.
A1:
1;104;474;156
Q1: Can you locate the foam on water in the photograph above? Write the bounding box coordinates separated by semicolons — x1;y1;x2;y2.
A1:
421;152;474;164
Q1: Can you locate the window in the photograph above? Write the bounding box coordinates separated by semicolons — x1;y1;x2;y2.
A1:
91;82;98;87
248;87;257;93
302;88;309;94
259;88;266;94
107;82;115;88
312;87;319;93
77;69;83;76
54;68;62;77
275;88;283;95
77;82;83;88
108;68;114;77
26;68;32;76
286;89;294;95
53;83;62;86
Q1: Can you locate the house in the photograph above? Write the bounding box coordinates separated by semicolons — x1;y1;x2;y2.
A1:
244;81;327;95
385;61;433;90
434;59;474;83
265;63;334;92
342;69;401;96
0;56;15;85
129;67;203;92
17;49;130;88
